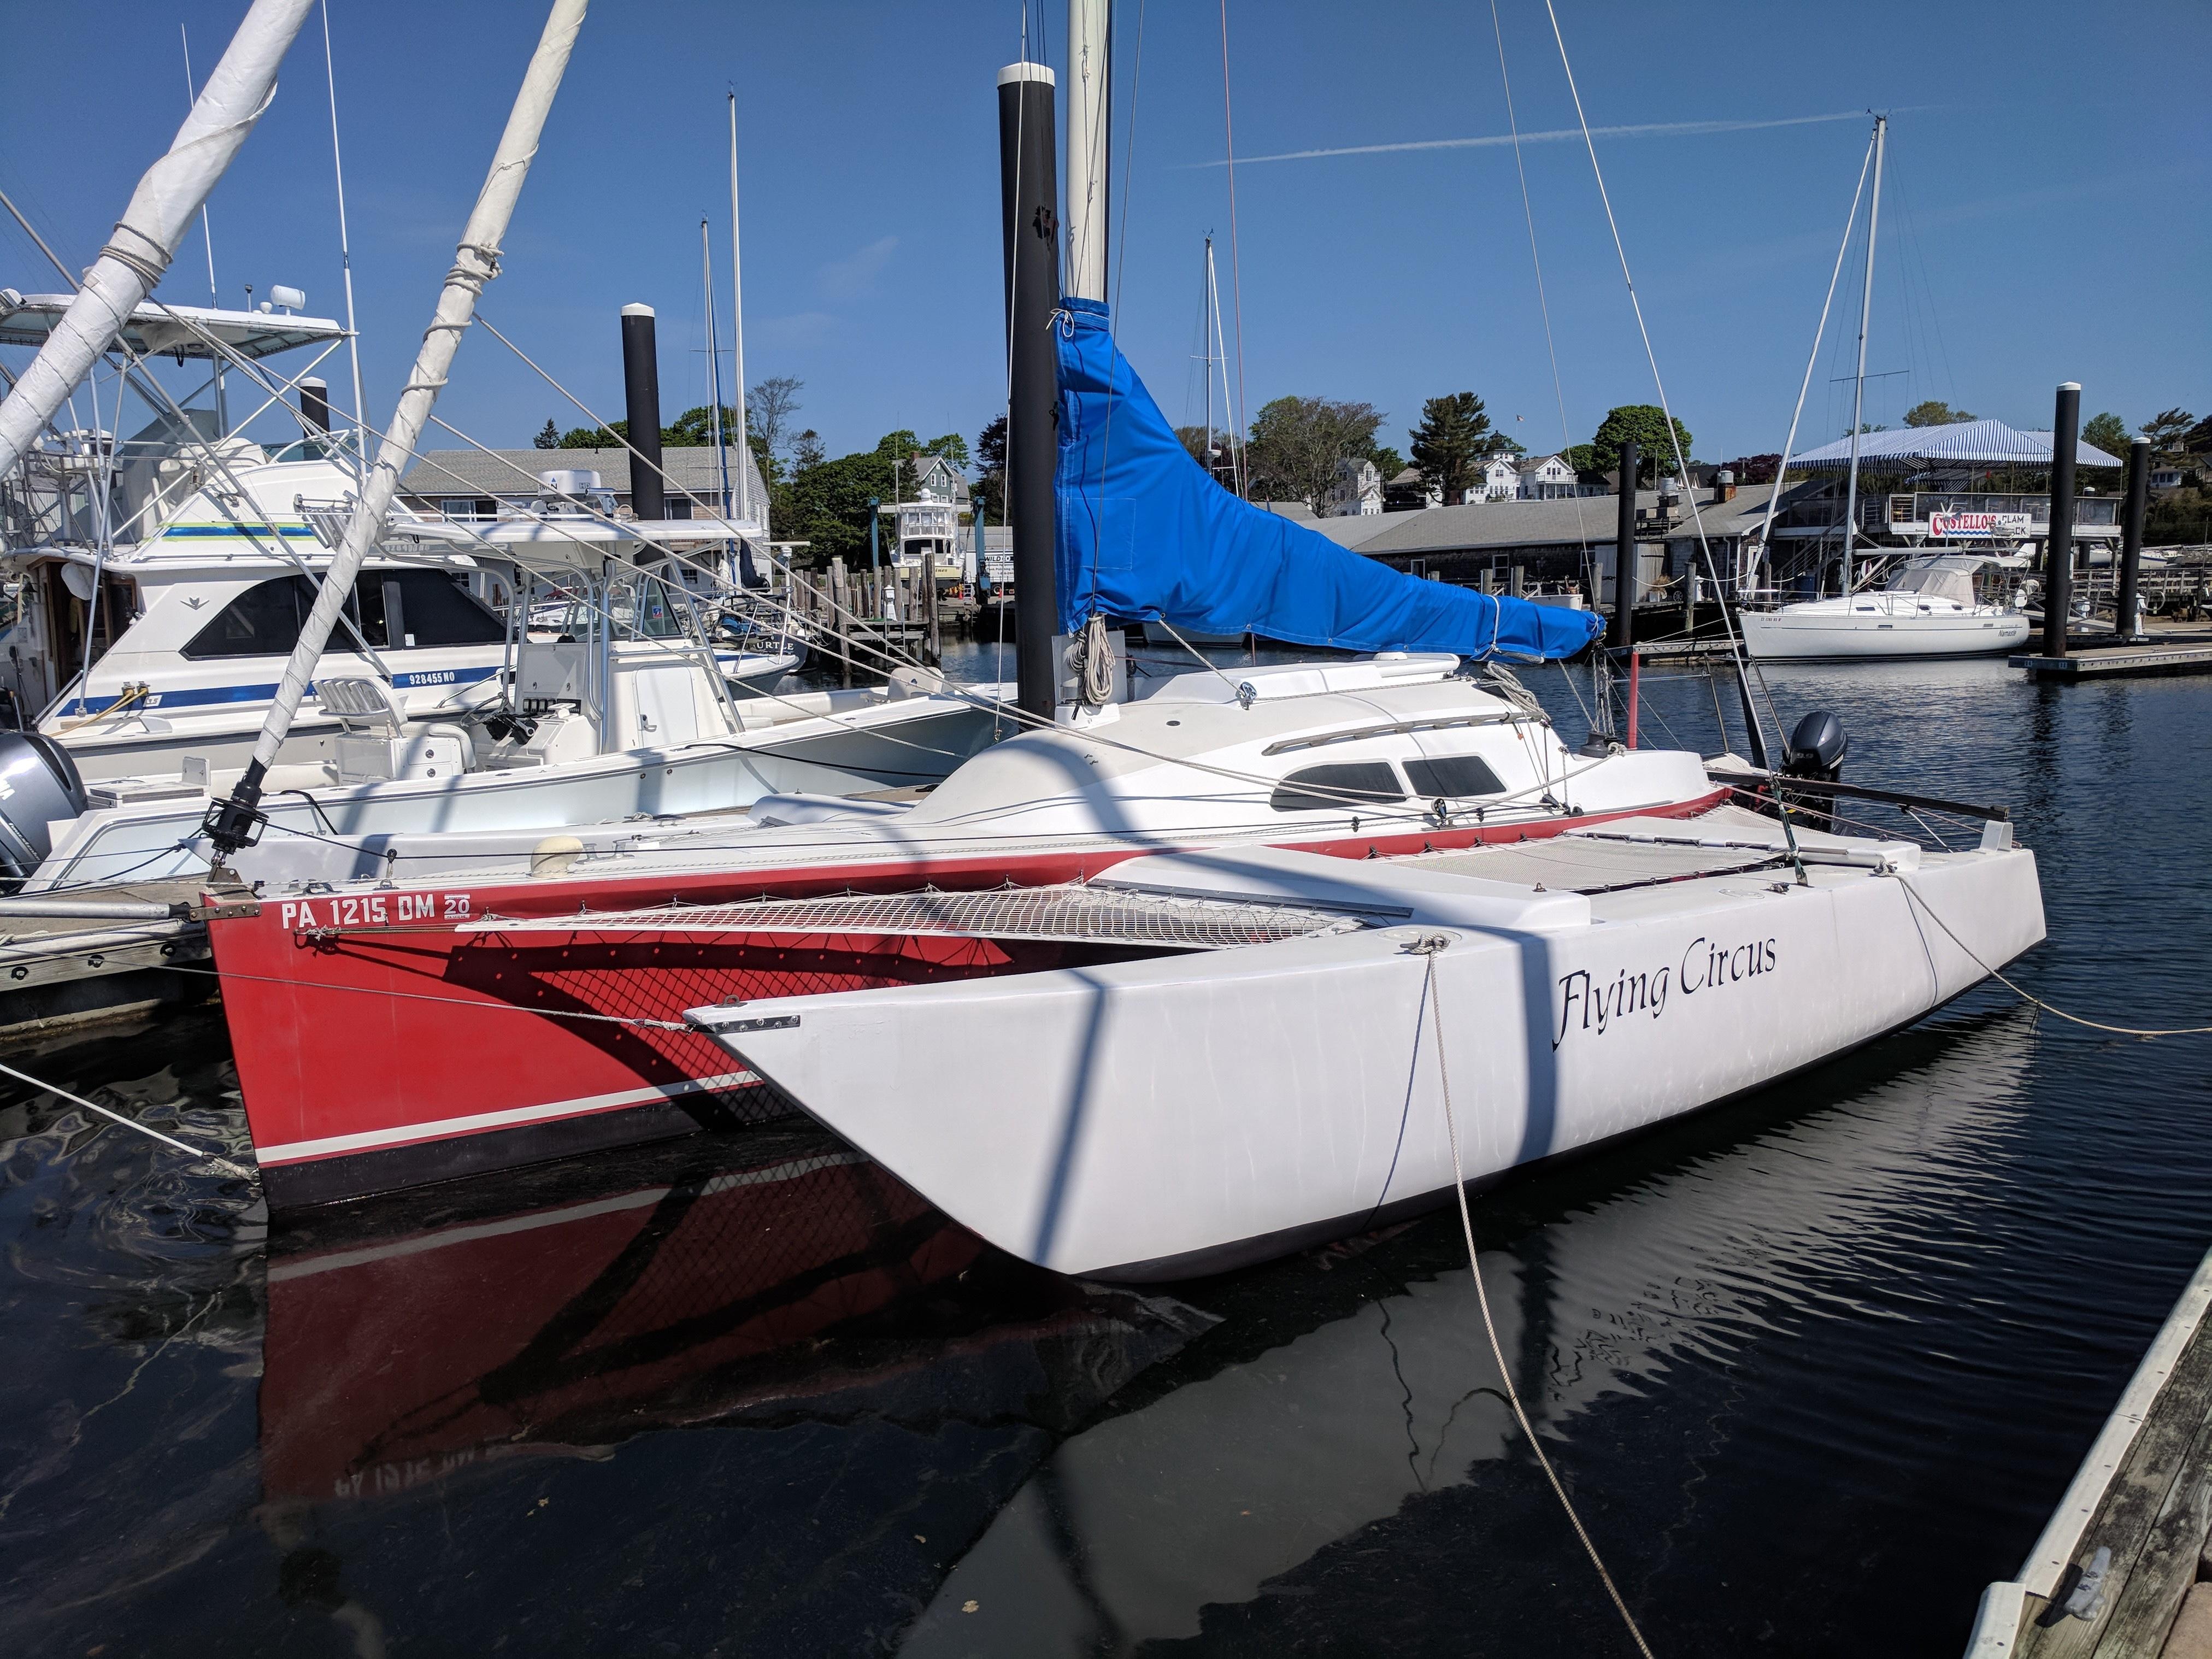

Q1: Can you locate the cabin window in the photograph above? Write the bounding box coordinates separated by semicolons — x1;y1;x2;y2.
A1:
183;570;504;660
181;576;316;659
1269;762;1404;813
1403;754;1507;799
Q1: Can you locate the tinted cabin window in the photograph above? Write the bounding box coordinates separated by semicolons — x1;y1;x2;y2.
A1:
1403;754;1507;799
1269;762;1404;813
182;576;316;659
370;570;504;648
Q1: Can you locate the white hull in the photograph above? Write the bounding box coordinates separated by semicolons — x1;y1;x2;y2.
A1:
705;833;2044;1280
1740;607;2031;661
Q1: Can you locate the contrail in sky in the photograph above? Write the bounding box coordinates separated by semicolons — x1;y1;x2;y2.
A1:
1195;110;1879;167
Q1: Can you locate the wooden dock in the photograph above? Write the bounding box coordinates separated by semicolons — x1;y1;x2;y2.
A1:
0;876;217;1040
2012;638;2212;681
1967;1245;2212;1657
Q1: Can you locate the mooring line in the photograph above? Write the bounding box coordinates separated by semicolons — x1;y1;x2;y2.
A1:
0;1057;252;1179
1408;936;1657;1658
153;961;696;1031
1897;880;2212;1039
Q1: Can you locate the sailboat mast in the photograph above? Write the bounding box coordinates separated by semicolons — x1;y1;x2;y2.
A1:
204;0;589;855
180;26;228;437
1840;112;1885;597
1064;0;1109;303
1202;237;1214;481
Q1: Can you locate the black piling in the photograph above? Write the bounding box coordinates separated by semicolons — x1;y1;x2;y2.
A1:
1609;438;1639;648
620;304;666;522
998;61;1060;720
2041;382;2079;658
2118;437;2150;642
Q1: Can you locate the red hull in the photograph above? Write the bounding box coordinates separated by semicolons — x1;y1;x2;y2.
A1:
213;792;1726;1204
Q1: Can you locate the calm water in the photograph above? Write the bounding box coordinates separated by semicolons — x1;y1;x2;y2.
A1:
5;654;2210;1656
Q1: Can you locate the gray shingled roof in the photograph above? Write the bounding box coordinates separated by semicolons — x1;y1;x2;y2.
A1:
398;445;768;506
1301;484;1797;556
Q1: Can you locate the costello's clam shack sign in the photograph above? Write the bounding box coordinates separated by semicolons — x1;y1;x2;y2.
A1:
1928;510;2032;540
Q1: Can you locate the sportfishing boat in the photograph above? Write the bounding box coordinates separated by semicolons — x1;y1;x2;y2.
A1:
1738;553;2032;661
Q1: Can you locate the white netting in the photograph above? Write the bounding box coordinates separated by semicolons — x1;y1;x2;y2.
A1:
469;883;1366;950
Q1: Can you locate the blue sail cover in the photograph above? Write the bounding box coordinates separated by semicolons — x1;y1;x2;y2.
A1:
1053;297;1602;660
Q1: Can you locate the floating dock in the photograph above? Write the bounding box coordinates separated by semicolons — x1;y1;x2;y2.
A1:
2012;638;2212;681
1967;1245;2212;1657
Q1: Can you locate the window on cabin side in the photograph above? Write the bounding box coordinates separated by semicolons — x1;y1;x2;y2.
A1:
1403;754;1507;799
1269;762;1405;813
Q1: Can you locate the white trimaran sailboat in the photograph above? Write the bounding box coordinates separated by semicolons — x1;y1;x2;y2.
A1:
680;20;2048;1279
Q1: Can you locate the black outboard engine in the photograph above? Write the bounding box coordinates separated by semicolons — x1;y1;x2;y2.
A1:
1781;709;1846;830
0;732;89;882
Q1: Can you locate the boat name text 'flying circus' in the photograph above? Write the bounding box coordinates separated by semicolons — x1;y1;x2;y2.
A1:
1554;934;1780;1048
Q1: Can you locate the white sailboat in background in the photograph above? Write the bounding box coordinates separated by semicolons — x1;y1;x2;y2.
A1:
1740;116;2033;662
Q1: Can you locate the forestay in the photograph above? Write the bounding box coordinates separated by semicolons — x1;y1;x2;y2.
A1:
1051;297;1603;661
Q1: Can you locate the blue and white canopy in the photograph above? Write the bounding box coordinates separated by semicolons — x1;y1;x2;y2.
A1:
1789;418;2122;471
1052;298;1601;661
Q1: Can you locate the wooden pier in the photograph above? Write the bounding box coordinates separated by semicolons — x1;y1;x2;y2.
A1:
1967;1245;2212;1657
0;876;219;1041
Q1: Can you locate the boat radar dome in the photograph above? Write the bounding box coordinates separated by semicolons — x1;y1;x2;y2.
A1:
268;284;306;313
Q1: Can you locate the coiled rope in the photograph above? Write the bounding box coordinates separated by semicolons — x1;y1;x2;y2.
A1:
1409;934;1657;1658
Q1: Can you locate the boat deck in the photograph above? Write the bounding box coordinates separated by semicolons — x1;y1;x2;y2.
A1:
2011;639;2212;681
1967;1245;2212;1657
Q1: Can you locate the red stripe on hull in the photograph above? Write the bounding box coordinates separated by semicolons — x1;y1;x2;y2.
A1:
213;789;1726;1198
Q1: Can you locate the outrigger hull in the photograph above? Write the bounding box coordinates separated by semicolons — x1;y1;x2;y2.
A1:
699;840;2045;1281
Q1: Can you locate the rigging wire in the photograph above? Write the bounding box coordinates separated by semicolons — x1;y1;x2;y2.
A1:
318;0;368;445
0;1055;251;1177
1217;0;1250;492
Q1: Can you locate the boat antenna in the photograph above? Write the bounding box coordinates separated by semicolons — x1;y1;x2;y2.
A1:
727;88;749;526
180;23;228;436
1839;113;1886;598
702;215;731;521
319;0;368;460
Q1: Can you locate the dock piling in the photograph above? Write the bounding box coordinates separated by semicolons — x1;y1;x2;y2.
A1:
2119;438;2150;643
2042;383;2080;658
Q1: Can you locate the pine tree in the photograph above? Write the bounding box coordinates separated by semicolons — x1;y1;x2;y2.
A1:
1408;393;1494;503
533;418;559;450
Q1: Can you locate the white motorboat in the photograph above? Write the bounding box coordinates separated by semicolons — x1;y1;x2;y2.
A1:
697;809;2044;1279
1740;555;2033;661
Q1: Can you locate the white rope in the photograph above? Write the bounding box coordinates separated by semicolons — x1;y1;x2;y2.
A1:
0;1056;252;1178
1897;879;2212;1039
1411;937;1657;1657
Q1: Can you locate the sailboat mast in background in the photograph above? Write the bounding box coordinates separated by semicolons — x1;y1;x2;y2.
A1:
1840;112;1887;597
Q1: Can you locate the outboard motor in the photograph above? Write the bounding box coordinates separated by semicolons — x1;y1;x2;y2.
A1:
1781;709;1846;831
0;732;89;881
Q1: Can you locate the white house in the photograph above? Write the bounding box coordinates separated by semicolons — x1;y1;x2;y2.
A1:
1324;457;1383;516
1517;454;1577;500
1472;455;1520;501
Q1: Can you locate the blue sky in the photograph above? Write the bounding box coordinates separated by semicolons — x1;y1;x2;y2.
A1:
2;0;2205;469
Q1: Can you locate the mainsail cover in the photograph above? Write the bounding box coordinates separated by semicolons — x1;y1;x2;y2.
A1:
1053;298;1602;660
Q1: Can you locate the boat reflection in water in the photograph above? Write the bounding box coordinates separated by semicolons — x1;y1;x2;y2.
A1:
902;1005;2037;1655
256;1127;1214;1647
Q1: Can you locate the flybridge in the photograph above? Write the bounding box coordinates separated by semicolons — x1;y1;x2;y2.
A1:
0;292;346;362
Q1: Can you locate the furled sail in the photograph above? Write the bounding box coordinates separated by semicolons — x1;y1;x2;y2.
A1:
1052;298;1602;660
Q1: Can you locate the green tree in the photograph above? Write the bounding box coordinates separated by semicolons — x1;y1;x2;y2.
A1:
778;430;933;567
745;376;803;464
558;417;626;449
2080;411;2132;465
1245;395;1385;510
1904;399;1975;427
1563;443;1599;478
1407;393;1495;504
789;429;826;472
2142;408;2196;462
1591;405;1693;486
662;404;741;448
973;415;1007;521
1368;443;1407;481
533;419;559;450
